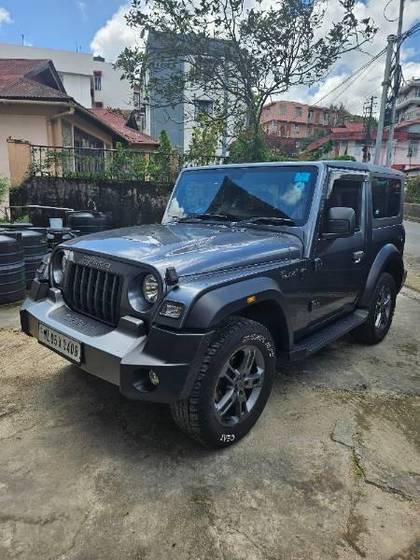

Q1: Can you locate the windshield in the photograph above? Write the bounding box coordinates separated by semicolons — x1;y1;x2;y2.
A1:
166;165;318;226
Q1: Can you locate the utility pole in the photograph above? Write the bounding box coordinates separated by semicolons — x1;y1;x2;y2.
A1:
374;35;395;165
386;0;405;166
362;96;377;162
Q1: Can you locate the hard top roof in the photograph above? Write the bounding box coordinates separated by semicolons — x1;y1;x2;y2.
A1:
181;160;404;178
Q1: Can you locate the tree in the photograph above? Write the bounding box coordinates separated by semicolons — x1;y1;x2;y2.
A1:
117;0;376;157
185;113;224;165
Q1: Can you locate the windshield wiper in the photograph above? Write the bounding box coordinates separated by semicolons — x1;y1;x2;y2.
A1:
238;216;296;226
172;212;236;223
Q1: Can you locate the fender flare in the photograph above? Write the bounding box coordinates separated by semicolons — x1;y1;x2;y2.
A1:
183;276;293;348
358;244;404;308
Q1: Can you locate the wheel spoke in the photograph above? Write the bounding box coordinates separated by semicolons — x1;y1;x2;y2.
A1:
222;365;240;385
240;347;256;375
235;392;247;418
243;370;264;389
215;388;236;416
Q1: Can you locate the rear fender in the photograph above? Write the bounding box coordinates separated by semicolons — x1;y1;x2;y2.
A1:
359;244;404;308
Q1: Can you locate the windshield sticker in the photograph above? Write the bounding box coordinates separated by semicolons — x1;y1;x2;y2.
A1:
294;172;311;183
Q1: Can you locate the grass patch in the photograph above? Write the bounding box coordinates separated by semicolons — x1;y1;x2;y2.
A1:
352;450;365;479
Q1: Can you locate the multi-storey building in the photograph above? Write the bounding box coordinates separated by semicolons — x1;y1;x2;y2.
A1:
0;43;136;111
260;100;342;139
144;31;238;155
396;78;420;123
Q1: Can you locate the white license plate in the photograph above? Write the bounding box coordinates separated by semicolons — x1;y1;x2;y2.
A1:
38;324;82;364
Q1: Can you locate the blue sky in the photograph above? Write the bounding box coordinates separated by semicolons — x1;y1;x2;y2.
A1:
0;0;124;54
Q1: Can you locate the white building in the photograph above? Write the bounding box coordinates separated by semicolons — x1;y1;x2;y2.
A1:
0;43;135;111
396;78;420;123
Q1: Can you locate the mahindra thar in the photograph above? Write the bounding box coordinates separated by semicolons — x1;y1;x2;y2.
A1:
21;161;406;447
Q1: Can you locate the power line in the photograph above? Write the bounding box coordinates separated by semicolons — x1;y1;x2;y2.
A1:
312;47;387;107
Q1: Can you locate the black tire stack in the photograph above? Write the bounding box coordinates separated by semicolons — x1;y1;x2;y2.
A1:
66;211;110;236
0;234;26;304
2;229;49;288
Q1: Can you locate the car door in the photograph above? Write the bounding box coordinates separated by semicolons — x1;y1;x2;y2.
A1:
307;172;369;327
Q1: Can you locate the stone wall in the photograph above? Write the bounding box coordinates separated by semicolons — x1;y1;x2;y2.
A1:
10;177;173;227
405;202;420;221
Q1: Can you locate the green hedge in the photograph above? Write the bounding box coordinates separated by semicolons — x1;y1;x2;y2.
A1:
406;177;420;204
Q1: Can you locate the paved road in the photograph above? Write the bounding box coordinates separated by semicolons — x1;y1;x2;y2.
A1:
405;219;420;257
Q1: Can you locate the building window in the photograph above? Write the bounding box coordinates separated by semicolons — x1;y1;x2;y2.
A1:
94;101;103;108
294;124;300;132
194;99;213;119
94;72;102;91
295;106;303;117
134;91;141;108
408;140;418;157
372;178;402;219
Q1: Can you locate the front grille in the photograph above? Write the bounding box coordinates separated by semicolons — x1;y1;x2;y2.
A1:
63;262;121;326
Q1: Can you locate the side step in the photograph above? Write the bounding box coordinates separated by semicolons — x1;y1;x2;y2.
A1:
287;309;368;362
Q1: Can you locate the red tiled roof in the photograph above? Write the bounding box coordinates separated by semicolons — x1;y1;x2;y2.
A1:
0;58;69;101
305;136;331;152
90;108;159;146
0;76;70;100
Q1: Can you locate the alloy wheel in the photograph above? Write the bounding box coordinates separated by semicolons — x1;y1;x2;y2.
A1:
214;345;265;426
374;284;392;330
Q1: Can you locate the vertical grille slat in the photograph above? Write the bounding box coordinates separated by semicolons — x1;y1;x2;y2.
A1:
93;270;101;317
63;262;121;326
110;274;118;323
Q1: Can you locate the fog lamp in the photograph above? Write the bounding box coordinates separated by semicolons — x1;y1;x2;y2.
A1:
159;301;185;319
149;370;160;386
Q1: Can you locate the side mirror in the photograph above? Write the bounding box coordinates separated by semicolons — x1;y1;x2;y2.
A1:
322;207;355;239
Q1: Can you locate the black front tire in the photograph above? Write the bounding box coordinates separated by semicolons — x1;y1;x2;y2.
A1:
352;272;396;345
171;317;276;448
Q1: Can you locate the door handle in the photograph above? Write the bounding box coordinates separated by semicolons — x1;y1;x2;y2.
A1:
352;251;364;264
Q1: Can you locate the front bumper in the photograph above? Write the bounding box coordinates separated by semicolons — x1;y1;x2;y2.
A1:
20;282;212;403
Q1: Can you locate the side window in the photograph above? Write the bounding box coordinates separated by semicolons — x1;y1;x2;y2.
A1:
372;178;402;219
326;179;364;230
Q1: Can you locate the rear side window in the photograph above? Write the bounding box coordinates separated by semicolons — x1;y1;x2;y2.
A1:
372;177;402;219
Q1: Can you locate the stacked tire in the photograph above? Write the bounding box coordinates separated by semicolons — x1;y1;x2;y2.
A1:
2;230;49;288
66;211;110;236
0;234;26;304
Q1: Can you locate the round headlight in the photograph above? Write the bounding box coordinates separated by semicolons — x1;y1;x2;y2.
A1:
52;251;68;286
142;273;160;303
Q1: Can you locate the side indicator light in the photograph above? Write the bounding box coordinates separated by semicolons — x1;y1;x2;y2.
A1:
246;295;256;305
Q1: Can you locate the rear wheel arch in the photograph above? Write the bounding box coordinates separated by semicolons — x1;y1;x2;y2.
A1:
359;244;404;308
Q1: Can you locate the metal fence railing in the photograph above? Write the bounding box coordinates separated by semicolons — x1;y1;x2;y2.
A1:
30;144;228;183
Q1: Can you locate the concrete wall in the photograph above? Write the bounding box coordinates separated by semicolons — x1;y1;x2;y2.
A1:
11;177;173;228
93;60;134;110
0;104;58;180
60;73;93;108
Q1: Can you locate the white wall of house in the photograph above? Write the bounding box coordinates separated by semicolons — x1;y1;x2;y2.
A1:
0;43;134;110
93;59;133;110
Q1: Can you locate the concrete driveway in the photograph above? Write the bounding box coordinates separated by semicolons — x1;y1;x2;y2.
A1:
0;288;419;560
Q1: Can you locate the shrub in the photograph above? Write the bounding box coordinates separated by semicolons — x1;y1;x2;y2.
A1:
406;176;420;203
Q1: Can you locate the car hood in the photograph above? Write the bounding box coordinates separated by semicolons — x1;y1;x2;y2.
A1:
64;223;303;277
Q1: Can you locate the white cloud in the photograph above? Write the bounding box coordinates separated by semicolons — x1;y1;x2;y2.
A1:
90;3;141;62
0;7;12;26
76;1;88;22
274;0;420;115
90;0;420;113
